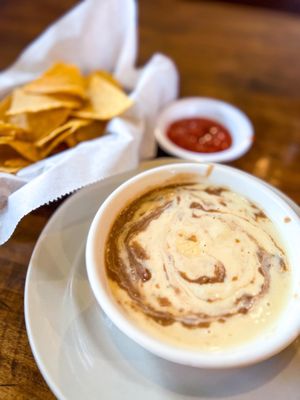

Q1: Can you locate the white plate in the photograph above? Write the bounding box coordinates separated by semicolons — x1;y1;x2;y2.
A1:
25;158;300;400
155;98;254;163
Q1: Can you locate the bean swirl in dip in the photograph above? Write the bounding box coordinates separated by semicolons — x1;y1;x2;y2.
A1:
105;180;291;350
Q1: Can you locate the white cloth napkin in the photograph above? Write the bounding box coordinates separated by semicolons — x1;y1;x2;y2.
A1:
0;0;178;244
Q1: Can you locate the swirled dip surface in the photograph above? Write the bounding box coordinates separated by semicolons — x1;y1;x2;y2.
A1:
105;182;290;350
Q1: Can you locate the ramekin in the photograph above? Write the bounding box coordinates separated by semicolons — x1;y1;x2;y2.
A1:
154;98;254;162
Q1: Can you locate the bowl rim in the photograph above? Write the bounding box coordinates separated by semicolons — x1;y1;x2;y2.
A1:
154;97;254;163
86;162;300;368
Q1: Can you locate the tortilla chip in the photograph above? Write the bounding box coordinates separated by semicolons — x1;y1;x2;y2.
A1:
0;157;30;173
89;71;122;89
7;89;82;115
39;128;76;158
0;120;28;140
9;108;70;142
0;95;11;121
50;93;83;108
0;145;31;173
39;120;105;157
0;139;40;162
0;165;26;174
0;63;131;173
0;133;14;142
73;120;106;142
64;135;77;148
24;63;86;98
64;120;106;146
72;74;133;120
35;118;91;148
14;141;39;161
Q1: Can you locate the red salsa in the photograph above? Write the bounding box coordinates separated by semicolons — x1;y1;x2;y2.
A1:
166;117;232;153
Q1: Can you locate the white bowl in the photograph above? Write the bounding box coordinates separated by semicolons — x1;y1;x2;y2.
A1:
86;163;300;368
154;97;254;162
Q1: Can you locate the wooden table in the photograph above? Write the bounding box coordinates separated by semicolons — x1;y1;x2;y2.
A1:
0;1;299;398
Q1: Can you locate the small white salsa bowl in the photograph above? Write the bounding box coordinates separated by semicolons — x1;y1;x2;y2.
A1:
86;163;300;368
154;97;254;162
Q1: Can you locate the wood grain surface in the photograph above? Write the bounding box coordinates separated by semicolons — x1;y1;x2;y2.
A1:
0;1;299;399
